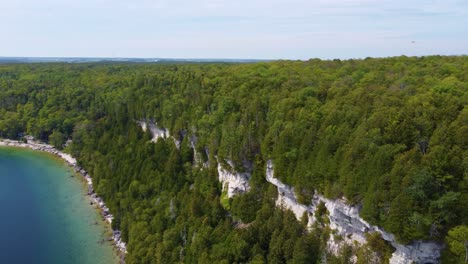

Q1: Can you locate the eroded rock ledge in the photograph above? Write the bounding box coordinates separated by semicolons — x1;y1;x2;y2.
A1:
135;121;443;263
265;160;443;264
138;120;180;148
217;159;251;198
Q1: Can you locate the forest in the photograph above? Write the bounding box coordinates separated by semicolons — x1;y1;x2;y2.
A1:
0;56;466;263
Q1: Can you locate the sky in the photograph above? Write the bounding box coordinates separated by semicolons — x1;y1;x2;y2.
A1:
1;0;467;60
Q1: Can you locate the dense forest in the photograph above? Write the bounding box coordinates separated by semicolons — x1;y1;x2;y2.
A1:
0;56;466;263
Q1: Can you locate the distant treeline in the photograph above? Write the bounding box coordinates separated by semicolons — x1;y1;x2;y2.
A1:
0;57;269;64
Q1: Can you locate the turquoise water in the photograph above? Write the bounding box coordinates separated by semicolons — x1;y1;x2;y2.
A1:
0;147;118;264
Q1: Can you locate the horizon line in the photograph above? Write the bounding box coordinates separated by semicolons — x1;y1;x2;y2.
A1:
0;54;467;63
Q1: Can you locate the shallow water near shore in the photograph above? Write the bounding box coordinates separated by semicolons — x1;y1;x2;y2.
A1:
0;147;118;264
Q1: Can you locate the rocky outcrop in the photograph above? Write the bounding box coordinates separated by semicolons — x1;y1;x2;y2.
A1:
189;135;209;168
135;121;445;263
266;161;311;221
138;121;250;196
390;242;443;264
266;160;443;264
138;120;180;148
217;159;251;198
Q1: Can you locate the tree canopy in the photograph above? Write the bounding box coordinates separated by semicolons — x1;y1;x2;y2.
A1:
0;56;466;263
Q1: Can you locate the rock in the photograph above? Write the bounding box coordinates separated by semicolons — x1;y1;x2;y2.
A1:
190;135;208;168
266;160;443;264
217;158;251;198
138;120;180;149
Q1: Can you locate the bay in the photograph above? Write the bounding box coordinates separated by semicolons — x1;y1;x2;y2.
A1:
0;147;118;264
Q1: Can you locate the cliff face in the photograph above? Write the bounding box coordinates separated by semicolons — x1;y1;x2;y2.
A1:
138;121;180;148
137;122;443;263
189;135;209;169
265;160;443;264
138;121;168;141
217;159;251;198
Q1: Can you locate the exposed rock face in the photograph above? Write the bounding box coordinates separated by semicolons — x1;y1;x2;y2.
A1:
217;159;251;198
134;122;444;263
138;120;180;148
138;120;168;141
140;122;248;196
266;160;443;264
189;135;208;168
266;161;310;221
390;242;443;264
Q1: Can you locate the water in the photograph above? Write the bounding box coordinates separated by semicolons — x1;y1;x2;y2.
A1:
0;147;118;264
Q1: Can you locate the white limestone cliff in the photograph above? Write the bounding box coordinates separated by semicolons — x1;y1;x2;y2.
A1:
189;135;209;168
266;160;443;264
135;121;443;263
266;161;311;221
217;159;251;198
138;120;180;148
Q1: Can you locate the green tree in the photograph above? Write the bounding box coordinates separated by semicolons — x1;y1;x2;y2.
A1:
445;225;468;263
49;130;65;149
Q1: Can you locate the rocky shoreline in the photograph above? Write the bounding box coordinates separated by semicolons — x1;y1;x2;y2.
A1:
0;138;127;263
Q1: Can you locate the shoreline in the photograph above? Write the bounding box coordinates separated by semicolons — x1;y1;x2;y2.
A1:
0;138;127;263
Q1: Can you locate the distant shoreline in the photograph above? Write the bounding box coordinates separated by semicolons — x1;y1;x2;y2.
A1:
0;138;127;263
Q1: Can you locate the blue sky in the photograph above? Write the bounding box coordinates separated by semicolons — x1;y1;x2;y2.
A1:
1;0;467;59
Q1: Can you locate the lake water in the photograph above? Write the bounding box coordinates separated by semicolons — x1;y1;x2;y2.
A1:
0;147;118;264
